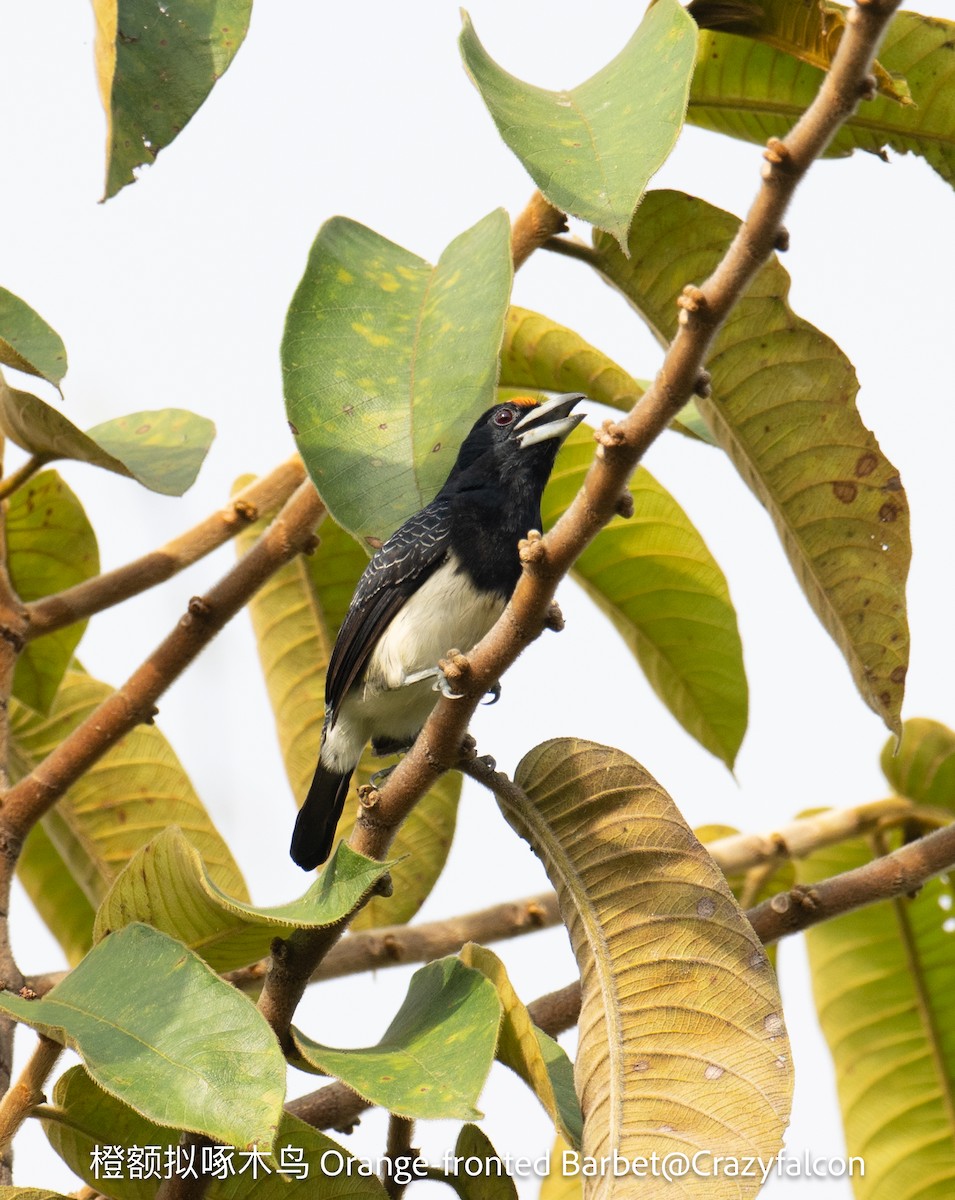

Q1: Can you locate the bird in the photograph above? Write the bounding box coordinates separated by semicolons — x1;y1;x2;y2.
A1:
290;392;586;870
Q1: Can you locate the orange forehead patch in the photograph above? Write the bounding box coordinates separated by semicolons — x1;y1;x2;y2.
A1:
511;395;538;408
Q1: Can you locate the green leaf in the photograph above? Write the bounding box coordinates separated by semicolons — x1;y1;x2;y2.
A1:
542;427;747;766
93;0;252;200
6;470;99;712
799;832;955;1197
85;409;216;495
17;822;96;967
688;8;955;190
43;1067;388;1199
291;957;502;1121
688;0;911;104
511;739;792;1191
0;288;67;390
444;1125;518;1200
94;828;392;971
11;667;248;963
459;943;582;1148
0;923;285;1151
881;718;955;813
282;210;513;544
459;0;697;247
236;491;460;928
593;190;910;734
0;379;214;495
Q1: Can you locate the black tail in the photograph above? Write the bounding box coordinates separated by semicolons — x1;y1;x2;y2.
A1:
290;762;353;870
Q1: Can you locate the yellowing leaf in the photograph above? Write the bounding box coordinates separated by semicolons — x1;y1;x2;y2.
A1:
543;428;747;767
593;189;910;733
799;832;955;1197
11;668;247;963
6;470;99;712
688;8;955;189
511;739;792;1197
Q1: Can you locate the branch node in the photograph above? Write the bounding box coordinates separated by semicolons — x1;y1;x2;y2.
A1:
302;534;321;555
544;601;565;633
773;227;791;253
518;530;548;573
232;499;258;523
693;371;713;399
614;491;635;519
187;595;212;619
858;72;878;100
358;783;381;810
372;872;393;899
770;892;792;914
762;137;791;167
593;419;626;451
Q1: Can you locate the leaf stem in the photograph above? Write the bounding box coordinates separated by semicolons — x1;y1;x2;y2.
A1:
0;1035;62;1161
0;455;46;503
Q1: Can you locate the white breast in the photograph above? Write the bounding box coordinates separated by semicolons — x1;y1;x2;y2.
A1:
367;552;506;691
319;552;507;774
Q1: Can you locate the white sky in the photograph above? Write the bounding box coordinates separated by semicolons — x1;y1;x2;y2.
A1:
1;2;953;1196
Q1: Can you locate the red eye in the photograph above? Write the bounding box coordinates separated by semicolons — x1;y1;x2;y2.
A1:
493;409;514;426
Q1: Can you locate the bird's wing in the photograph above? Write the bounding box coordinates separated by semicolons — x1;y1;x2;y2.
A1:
324;498;452;725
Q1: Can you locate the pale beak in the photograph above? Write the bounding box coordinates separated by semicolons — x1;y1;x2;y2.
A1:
514;393;586;448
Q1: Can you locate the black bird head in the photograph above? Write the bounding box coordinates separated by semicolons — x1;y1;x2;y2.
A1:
439;393;586;596
446;393;586;488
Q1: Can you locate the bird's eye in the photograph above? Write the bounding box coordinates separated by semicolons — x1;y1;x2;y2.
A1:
493;409;514;427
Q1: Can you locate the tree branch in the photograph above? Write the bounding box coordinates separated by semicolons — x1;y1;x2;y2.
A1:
340;0;905;877
510;192;568;271
25;456;306;640
0;478;325;845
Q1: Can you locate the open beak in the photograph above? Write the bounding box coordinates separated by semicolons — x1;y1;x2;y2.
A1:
514;392;586;449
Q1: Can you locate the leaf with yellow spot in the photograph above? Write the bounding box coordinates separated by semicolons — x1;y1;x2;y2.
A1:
290;957;501;1120
460;0;697;247
282;210;512;544
0;376;213;496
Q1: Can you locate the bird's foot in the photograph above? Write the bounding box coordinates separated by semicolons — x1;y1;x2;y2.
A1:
369;764;397;789
482;682;502;706
401;654;467;699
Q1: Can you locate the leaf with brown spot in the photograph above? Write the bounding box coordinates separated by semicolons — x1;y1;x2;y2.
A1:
592;190;910;733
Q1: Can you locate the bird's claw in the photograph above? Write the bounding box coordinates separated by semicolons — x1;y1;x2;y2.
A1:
432;668;464;699
482;682;502;706
369;764;397;789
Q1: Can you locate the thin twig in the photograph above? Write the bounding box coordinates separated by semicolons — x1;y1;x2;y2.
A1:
25;456;306;640
0;1035;62;1150
0;455;46;503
